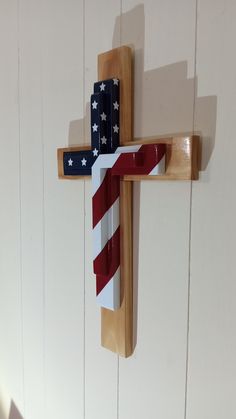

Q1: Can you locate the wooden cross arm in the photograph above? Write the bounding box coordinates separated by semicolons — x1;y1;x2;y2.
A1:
57;135;199;181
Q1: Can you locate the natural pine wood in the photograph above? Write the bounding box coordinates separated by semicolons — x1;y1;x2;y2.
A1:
99;46;134;357
101;181;133;357
123;135;199;181
57;136;199;181
56;46;200;357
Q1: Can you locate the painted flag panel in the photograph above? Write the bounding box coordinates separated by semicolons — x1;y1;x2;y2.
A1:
94;78;120;152
63;150;96;176
91;92;110;155
63;78;120;176
92;144;166;311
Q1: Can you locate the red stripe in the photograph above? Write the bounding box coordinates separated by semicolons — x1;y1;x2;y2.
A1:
139;143;166;172
92;169;120;228
92;144;165;227
111;144;166;176
93;243;109;276
95;227;120;295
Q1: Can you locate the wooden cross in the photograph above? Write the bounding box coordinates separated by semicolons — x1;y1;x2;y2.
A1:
57;46;199;357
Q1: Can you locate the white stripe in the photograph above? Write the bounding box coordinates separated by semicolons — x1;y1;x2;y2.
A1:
92;167;106;195
93;197;120;259
92;146;142;195
96;268;120;310
149;155;166;175
92;153;120;194
115;144;141;154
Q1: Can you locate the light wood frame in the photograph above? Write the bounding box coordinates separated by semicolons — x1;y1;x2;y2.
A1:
57;46;199;357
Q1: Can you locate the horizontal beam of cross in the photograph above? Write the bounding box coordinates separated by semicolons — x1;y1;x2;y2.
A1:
57;135;199;181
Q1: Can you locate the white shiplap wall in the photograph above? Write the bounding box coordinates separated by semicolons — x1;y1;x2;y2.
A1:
0;1;236;419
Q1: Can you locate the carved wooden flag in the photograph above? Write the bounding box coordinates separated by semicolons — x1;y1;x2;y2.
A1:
63;78;120;176
92;143;166;310
57;45;199;357
62;76;167;310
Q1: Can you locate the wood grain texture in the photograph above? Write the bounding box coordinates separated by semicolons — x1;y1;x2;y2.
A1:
83;3;123;418
57;136;199;181
57;46;134;356
56;47;200;357
99;46;133;357
123;135;199;181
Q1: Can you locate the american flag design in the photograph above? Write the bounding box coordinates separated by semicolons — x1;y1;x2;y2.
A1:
92;143;166;311
63;149;96;176
63;78;120;176
62;77;166;311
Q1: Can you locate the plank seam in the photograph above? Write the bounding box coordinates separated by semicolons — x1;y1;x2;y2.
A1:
17;0;26;413
40;5;46;415
83;1;86;418
184;1;199;418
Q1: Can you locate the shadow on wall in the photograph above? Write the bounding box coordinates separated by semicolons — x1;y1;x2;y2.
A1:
66;4;217;348
0;401;23;419
68;3;217;172
8;402;23;419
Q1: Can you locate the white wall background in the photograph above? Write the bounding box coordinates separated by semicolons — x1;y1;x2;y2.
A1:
0;1;235;418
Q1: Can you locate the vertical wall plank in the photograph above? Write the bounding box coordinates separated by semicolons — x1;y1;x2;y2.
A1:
84;2;121;418
1;2;235;419
18;1;45;417
187;1;236;418
119;1;196;418
41;1;85;418
0;0;24;414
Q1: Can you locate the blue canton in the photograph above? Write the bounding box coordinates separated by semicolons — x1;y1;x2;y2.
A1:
63;78;120;176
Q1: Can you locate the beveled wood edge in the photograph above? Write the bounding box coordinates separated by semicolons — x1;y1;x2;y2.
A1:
124;135;200;181
57;146;91;179
101;180;133;358
191;135;199;180
57;135;200;181
99;45;133;357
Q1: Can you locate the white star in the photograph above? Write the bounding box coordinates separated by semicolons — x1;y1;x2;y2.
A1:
100;82;106;91
92;123;98;132
100;112;107;121
68;158;73;166
113;101;119;110
93;148;99;157
92;100;98;109
113;124;119;133
101;136;107;144
81;158;87;166
113;78;119;85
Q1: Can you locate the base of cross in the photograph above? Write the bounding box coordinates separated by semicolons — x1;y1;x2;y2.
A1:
57;46;199;357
